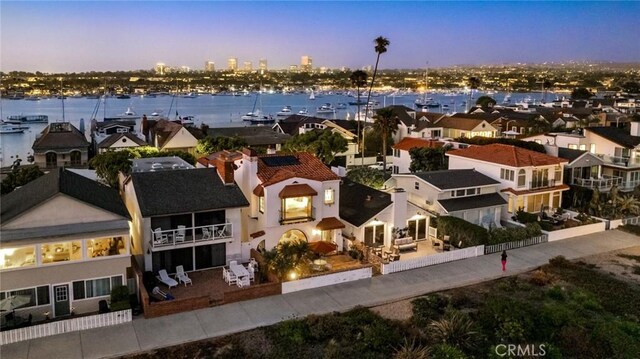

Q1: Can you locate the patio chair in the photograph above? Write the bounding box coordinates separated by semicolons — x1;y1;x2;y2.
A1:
175;265;192;286
222;267;229;281
229;260;238;266
247;266;255;281
237;276;250;288
227;271;237;286
202;227;212;240
153;228;168;245
175;225;186;243
157;269;178;289
216;225;227;238
249;258;259;272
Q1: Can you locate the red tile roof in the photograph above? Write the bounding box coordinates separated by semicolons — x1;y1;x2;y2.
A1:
447;143;567;167
257;152;340;186
393;137;444;151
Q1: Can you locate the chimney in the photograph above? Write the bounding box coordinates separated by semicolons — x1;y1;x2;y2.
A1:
543;143;558;157
390;188;407;231
213;151;236;185
631;121;640;137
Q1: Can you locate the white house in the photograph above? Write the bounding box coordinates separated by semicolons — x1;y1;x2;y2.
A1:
391;137;446;174
447;144;569;218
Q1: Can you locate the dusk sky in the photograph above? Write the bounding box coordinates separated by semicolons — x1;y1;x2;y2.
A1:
2;1;639;73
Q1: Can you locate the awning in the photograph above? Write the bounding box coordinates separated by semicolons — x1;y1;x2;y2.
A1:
253;185;264;197
250;230;265;239
316;217;346;230
309;241;338;255
279;183;318;198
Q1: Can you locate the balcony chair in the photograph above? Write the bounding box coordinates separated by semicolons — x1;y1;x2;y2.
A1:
153;228;169;245
216;225;227;238
202;227;212;240
175;225;186;243
175;265;192;286
157;269;178;289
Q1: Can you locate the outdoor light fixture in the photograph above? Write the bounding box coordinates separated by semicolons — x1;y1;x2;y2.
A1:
288;271;297;280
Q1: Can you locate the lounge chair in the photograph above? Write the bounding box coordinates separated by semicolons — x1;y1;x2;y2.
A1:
157;269;178;289
175;225;186;243
175;265;192;286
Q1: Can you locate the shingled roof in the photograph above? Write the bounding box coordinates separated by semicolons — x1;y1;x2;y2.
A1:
98;132;147;148
339;178;392;227
256;152;339;187
32;122;90;151
586;126;640;149
207;126;291;146
131;168;248;217
149;119;185;148
447;143;567;167
1;168;129;224
438;193;507;213
413;169;500;190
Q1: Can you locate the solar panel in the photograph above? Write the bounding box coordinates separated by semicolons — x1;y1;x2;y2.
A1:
261;155;299;167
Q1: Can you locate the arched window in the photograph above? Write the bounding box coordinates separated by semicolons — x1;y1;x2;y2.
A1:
278;229;307;245
45;152;57;168
517;169;526;187
70;151;81;166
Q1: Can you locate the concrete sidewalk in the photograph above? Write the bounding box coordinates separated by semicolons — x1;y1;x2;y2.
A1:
2;230;639;359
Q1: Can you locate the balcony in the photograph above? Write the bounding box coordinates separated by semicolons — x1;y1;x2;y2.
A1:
279;206;316;225
152;223;233;249
597;154;640;168
572;175;623;191
529;179;557;190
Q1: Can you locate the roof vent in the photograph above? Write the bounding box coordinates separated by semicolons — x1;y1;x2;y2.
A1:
151;162;163;170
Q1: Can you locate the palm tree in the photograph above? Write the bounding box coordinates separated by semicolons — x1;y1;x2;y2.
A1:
542;80;552;102
466;76;481;113
617;194;640;217
350;70;368;163
373;107;400;175
364;36;390;124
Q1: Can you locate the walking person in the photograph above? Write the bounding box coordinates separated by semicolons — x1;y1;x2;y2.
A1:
501;250;508;271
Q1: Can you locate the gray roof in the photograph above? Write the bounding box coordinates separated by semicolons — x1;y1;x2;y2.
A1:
557;147;587;162
413;169;500;190
437;193;507;213
1;168;130;224
98;132;147;148
339;179;392;227
131;168;249;217
2;220;130;244
206;126;291;146
32;122;90;151
586;126;640;149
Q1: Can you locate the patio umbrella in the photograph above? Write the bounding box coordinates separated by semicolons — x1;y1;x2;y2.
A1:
0;295;32;312
309;241;337;255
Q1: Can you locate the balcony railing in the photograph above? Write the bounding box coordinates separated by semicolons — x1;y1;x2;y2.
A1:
152;223;233;249
572;175;623;191
279;206;316;225
621;180;640;192
529;179;556;190
597;154;640;168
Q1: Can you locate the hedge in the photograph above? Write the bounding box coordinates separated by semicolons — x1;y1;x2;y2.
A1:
437;216;489;248
487;223;543;245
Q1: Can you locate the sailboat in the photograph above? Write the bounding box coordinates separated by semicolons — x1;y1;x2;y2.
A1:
415;64;440;109
309;89;315;100
242;93;274;124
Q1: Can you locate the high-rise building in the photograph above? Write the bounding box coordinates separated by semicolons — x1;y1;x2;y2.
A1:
259;58;267;73
301;56;312;72
289;65;298;72
180;66;191;73
243;61;252;72
227;57;238;71
205;61;215;72
155;62;166;75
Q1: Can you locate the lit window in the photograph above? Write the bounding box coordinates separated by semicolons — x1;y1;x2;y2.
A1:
324;189;335;205
41;241;82;264
87;237;125;259
258;196;265;213
0;246;36;270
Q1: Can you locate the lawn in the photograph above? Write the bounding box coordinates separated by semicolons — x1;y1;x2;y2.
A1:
124;256;640;359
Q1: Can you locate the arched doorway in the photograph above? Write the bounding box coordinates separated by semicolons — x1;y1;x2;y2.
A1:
278;229;307;245
70;150;81;166
45;152;57;168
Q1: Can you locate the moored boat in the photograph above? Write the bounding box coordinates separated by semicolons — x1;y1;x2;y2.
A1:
5;115;49;124
277;106;293;117
0;124;28;134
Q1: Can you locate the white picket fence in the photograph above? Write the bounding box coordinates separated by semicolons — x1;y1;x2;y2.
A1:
484;235;548;254
1;309;132;345
381;245;485;275
622;216;640;225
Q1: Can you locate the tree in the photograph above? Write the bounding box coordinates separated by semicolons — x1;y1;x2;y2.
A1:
364;36;390;124
350;70;368;163
571;87;593;100
1;166;45;195
409;146;451;172
283;129;348;164
196;135;248;155
622;81;640;94
617;195;640;217
346;167;384;189
373;107;400;174
467;76;481;112
262;240;311;280
475;95;496;108
542;79;553;102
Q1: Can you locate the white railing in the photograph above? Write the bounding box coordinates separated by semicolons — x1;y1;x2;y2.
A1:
0;309;132;345
484;235;548;254
153;223;233;248
622;216;640;225
572;176;623;191
381;245;484;275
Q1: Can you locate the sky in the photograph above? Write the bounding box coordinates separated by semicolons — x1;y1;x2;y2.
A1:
2;1;639;73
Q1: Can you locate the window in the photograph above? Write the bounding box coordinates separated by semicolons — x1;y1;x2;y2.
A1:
0;286;49;308
281;196;313;222
532;169;550;188
466;188;477;196
70;151;81;166
554;166;562;182
393;149;400;157
579;144;586;151
364;224;385;246
41;241;82;264
407;218;427;240
590;144;596;154
87;237;125;259
456;189;465;197
324;189;335;205
258;196;265;213
517;169;526;188
500;168;515;181
0;246;36;270
45;152;57;167
552;192;561;209
73;276;122;300
568;144;578;150
431;130;441;138
414;182;420;190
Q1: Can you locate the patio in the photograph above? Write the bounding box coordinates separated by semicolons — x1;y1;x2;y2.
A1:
368;240;446;264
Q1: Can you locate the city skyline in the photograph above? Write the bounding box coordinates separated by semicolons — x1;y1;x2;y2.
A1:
2;1;639;73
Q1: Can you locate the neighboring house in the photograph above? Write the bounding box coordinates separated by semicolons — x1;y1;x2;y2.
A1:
391;137;445;174
97;133;148;154
32;122;90;169
120;157;249;274
207;126;291;151
232;149;345;256
386;169;506;229
387;105;446;141
148;119;198;153
435;116;498;139
1;168;131;320
447;144;569;218
339;179;421;249
555;147;611;191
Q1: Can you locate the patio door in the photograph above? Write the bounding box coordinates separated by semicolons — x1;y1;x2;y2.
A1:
53;284;70;317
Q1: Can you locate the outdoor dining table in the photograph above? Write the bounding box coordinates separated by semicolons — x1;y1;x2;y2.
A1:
230;263;249;279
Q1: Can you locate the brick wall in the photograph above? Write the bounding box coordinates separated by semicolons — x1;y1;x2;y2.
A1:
143;295;210;318
223;281;282;304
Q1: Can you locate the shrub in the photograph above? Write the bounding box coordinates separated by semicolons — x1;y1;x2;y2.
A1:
547;285;566;301
515;207;539;224
548;255;572;268
437;216;488;247
393;339;430;359
110;285;131;311
412;294;449;327
428;310;480;352
488;222;542;244
539;221;555;231
529;269;553;286
430;343;468;359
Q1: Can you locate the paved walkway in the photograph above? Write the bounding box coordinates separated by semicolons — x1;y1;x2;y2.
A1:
2;230;639;359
